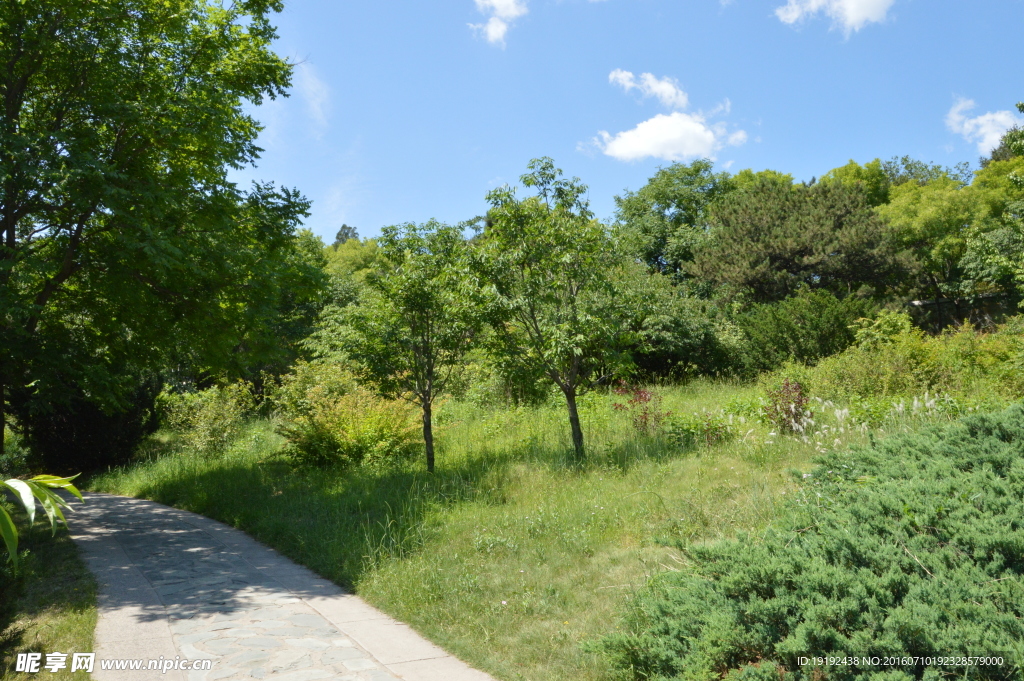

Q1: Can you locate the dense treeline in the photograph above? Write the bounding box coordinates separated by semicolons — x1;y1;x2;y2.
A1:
295;141;1024;470
7;143;1024;473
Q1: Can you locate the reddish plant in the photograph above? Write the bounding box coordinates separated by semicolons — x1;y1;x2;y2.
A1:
763;378;812;433
613;382;671;435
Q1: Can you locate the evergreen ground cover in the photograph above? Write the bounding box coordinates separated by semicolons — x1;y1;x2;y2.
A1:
598;404;1024;681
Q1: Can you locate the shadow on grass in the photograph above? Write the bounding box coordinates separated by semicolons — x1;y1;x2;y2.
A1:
0;524;97;674
120;447;520;589
114;426;699;593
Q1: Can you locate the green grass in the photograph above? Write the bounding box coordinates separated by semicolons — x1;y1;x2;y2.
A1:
0;521;98;681
90;380;968;681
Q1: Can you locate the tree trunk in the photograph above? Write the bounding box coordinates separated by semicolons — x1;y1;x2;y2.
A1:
563;387;585;462
422;400;434;474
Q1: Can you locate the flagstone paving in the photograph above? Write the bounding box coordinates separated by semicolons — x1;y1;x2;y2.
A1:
70;493;494;681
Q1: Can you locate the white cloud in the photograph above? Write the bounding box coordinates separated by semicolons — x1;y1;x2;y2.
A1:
727;130;748;146
593;69;746;163
946;98;1024;156
294;64;330;135
470;0;528;47
609;69;689;110
594;112;746;163
775;0;895;33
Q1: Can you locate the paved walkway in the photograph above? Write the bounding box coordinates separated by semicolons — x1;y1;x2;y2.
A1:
69;493;495;681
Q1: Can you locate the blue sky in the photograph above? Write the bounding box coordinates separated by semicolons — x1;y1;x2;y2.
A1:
231;0;1024;242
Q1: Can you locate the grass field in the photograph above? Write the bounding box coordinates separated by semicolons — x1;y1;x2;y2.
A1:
90;380;969;680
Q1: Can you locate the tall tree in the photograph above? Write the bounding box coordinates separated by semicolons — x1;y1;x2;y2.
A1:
479;158;630;462
878;156;1024;303
332;224;359;248
614;159;733;278
0;0;301;457
690;178;907;303
341;221;481;473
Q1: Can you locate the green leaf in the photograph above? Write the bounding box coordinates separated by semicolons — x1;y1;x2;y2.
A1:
0;504;19;569
3;479;36;524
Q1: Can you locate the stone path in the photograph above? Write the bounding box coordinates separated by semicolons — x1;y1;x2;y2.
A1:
69;493;495;681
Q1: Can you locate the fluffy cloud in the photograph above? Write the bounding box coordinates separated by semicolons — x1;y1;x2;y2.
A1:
775;0;895;33
609;69;689;110
593;69;746;163
469;0;528;47
946;98;1024;156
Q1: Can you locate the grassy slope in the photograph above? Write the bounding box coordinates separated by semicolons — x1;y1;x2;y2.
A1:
0;521;98;681
90;381;958;681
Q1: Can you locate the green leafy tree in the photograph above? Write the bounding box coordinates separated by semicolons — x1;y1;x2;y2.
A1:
614;159;733;278
877;157;1024;305
478;158;631;461
0;0;305;457
332;224;359;248
881;155;970;187
820;158;891;207
342;221;481;473
691;178;906;303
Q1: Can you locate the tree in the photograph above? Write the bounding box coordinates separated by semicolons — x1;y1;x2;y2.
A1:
332;224;359;248
820;159;891;207
614;159;733;278
478;158;630;461
877;157;1024;304
0;0;304;457
690;178;907;303
341;221;481;473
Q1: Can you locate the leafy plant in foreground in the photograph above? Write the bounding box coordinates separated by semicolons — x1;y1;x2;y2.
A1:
1;475;82;570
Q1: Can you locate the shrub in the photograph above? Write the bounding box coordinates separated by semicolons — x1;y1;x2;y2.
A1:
762;378;812;433
850;309;915;348
666;411;735;449
613;383;671;435
736;288;876;374
161;383;255;456
277;387;419;468
780;316;1024;403
270;359;357;419
598;405;1024;680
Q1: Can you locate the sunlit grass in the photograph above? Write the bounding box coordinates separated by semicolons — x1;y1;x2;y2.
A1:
90;380;968;681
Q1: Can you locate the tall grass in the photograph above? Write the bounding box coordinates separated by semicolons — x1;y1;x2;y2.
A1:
91;380;972;681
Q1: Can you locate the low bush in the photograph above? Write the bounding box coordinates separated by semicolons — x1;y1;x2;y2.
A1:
598;404;1024;680
270;359;357;419
762;378;812;433
666;411;735;449
160;383;255;456
612;383;672;435
277;387;419;468
768;315;1024;403
736;288;876;374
